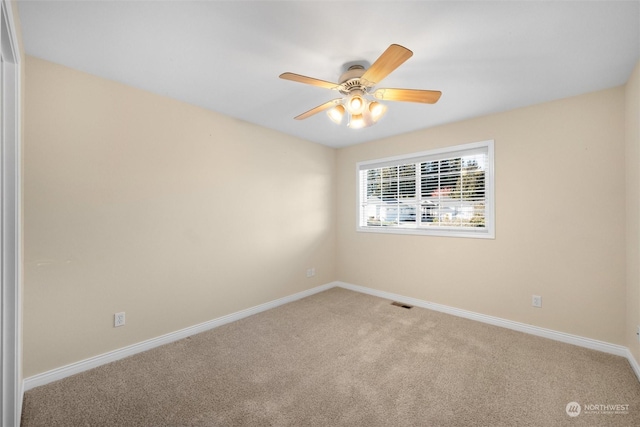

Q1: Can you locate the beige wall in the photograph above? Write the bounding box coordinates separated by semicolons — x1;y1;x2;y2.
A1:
22;53;639;378
336;87;627;345
23;56;336;377
626;60;640;364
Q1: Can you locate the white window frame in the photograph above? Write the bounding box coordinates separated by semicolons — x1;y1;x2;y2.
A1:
356;140;495;239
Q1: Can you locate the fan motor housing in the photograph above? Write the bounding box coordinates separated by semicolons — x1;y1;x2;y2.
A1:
338;65;369;95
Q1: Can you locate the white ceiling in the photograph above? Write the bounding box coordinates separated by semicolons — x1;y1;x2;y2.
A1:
17;1;640;148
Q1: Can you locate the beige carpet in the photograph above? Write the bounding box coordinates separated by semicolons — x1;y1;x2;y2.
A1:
21;287;640;426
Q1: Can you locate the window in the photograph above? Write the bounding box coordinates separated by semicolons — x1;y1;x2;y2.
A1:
357;140;494;238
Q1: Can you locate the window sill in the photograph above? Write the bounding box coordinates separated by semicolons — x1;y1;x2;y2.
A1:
357;225;495;239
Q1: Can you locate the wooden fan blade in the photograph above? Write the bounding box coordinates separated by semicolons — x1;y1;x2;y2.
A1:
373;88;442;104
279;72;340;90
294;99;342;120
361;44;413;86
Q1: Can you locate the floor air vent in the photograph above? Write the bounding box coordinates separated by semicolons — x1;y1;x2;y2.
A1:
391;301;413;309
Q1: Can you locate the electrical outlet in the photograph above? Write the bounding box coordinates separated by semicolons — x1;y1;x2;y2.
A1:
306;268;315;278
114;312;125;327
532;295;542;308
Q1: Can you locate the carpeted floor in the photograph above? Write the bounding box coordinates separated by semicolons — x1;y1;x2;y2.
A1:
21;287;640;426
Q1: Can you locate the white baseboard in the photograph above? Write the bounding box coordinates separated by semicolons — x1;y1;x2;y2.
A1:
24;280;640;391
626;348;640;382
23;282;337;391
336;281;640;380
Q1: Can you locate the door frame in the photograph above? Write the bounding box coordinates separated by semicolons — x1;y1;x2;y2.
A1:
1;0;22;424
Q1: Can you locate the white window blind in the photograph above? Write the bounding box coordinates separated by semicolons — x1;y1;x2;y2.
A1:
357;140;495;238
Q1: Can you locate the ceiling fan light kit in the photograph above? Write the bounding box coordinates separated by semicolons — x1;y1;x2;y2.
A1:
327;104;346;124
280;44;442;130
349;113;366;129
369;101;387;119
346;92;365;114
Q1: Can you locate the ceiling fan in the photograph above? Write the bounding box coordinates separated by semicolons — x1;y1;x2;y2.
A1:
279;44;442;129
